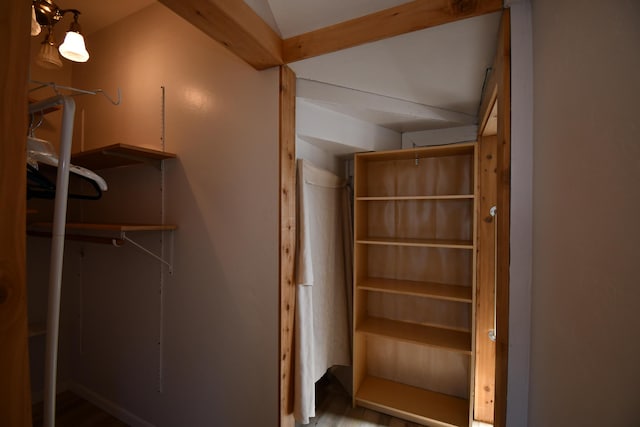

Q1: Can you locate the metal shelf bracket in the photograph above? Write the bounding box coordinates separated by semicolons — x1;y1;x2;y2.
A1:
118;230;174;274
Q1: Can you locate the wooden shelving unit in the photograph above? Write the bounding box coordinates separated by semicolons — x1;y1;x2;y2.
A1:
26;145;178;372
71;143;176;170
29;144;177;236
353;142;477;427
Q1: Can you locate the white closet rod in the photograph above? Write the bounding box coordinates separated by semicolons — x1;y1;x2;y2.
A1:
30;94;76;427
30;79;121;105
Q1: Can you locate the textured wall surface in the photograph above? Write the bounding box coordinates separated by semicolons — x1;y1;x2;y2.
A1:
530;1;640;426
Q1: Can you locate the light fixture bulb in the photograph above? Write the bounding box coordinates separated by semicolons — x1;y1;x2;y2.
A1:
59;31;89;62
36;30;62;69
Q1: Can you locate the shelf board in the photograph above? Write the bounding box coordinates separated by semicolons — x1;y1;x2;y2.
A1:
28;323;46;338
357;195;474;201
356;142;475;161
355;376;469;427
71;144;176;170
357;237;473;249
357;317;471;354
358;277;472;303
30;222;177;232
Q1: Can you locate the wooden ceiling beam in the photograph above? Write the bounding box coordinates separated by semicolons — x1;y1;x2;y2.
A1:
158;0;502;70
158;0;283;70
283;0;503;63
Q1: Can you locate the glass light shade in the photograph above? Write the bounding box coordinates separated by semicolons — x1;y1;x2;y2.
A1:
36;39;63;69
59;31;89;62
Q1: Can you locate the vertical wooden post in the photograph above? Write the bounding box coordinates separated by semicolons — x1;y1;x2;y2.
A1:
494;9;511;427
279;65;296;427
0;0;33;426
474;134;497;423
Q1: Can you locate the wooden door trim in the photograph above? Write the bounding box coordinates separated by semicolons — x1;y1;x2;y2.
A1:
158;0;283;70
278;65;296;427
477;9;511;427
0;1;32;425
474;134;498;423
158;0;502;70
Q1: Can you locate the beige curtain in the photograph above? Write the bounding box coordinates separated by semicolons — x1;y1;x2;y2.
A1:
294;159;351;424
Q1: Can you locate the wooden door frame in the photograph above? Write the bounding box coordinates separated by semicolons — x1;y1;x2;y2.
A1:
0;1;33;426
277;9;512;427
493;11;511;427
476;9;511;427
278;65;297;427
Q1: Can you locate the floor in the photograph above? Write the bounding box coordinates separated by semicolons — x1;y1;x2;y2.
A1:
30;379;426;427
32;391;128;427
300;373;424;427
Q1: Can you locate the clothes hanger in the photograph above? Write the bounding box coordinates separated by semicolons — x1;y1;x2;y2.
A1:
27;135;108;192
27;163;104;201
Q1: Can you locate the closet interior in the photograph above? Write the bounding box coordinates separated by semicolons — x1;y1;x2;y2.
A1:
18;1;504;426
290;11;503;427
26;3;179;426
294;13;498;427
27;85;177;426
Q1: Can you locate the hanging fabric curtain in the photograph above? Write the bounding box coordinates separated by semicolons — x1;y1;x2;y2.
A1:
294;160;352;424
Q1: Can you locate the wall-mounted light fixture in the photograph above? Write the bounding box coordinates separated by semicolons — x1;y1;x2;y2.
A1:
32;0;90;68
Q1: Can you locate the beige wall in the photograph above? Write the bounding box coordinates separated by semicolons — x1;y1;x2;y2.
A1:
62;3;279;425
530;1;640;426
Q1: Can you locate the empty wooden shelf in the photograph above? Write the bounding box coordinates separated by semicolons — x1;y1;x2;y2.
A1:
28;222;176;247
30;222;177;232
357;277;472;303
28;222;177;270
71;144;176;170
357;194;474;201
355;376;469;427
357;237;473;249
357;317;471;354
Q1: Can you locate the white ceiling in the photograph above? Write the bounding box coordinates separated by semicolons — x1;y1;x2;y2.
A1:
249;0;412;38
290;13;501;130
50;0;501;133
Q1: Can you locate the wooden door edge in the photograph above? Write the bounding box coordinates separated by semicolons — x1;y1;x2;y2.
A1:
279;65;296;427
